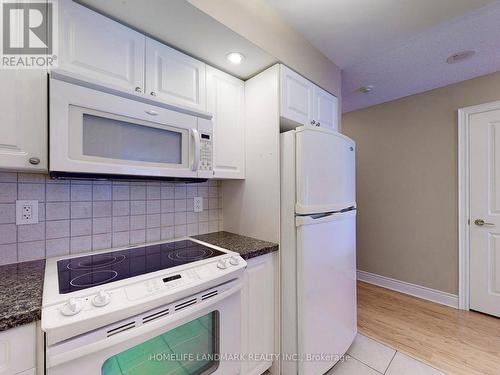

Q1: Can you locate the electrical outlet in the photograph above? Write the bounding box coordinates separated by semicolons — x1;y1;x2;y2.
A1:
194;197;203;213
16;200;39;225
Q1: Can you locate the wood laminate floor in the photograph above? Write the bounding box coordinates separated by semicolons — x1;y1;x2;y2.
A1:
357;281;500;375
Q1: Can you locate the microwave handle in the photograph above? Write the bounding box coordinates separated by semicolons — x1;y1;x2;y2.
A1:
191;128;200;171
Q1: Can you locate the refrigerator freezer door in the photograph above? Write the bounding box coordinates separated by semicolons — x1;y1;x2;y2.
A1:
296;210;357;375
296;127;356;215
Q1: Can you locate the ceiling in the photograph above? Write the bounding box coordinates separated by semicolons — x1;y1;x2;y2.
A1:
266;0;500;112
78;0;276;80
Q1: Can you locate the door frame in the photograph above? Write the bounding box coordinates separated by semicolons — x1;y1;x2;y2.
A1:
458;100;500;310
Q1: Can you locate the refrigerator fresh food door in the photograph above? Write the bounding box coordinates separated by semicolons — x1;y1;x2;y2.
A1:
296;126;356;215
296;210;357;375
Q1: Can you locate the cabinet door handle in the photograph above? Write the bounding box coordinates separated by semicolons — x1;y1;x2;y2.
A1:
150;91;157;97
311;120;316;125
135;87;143;93
29;157;40;165
316;122;321;127
145;110;158;116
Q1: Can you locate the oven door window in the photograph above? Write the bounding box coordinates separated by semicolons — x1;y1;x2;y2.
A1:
101;311;220;375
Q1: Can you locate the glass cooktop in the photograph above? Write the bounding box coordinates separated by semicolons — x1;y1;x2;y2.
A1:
56;240;225;294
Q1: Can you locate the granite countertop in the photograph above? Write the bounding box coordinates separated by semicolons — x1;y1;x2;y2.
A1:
0;259;45;332
193;231;279;260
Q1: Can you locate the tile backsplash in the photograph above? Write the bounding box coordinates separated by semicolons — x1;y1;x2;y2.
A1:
0;172;223;265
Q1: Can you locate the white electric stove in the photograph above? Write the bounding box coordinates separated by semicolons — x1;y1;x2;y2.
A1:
42;238;246;375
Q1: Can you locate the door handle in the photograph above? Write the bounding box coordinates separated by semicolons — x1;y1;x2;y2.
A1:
190;128;200;172
474;219;495;226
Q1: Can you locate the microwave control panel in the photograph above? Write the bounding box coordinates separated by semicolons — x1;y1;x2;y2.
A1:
199;133;213;171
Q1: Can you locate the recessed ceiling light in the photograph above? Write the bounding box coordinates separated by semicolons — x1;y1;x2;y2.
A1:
446;50;475;64
357;85;374;93
226;52;245;65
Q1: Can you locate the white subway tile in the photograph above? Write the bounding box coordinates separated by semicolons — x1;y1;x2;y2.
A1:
161;186;174;199
130;200;146;215
112;216;129;232
174;186;187;199
93;217;112;234
161;200;174;213
187;223;198;236
46;238;70;257
71;236;92;254
0;172;17;183
93;184;112;201
113;201;130;216
46;220;70;240
0;203;15;224
174;212;187;225
18;173;45;183
70;185;92;201
92;201;112;218
46;184;70;202
0;243;17;265
0;183;17;203
0;224;16;244
71;202;92;219
161;226;174;240
112;185;130;201
174;199;187;212
92;233;112;250
146;200;161;214
130;229;146;244
18;240;45;262
46;202;70;220
130;215;146;230
130;186;146;200
174;224;187;238
146;228;161;242
146;214;161;228
18;183;45;201
112;231;129;247
71;219;92;236
161;213;174;227
146;185;160;200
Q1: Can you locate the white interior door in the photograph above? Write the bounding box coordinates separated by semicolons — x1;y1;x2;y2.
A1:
470;108;500;317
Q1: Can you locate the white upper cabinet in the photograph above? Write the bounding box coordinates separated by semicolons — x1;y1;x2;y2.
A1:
59;1;145;93
0;70;47;172
280;65;313;126
280;64;338;131
146;38;206;111
206;67;245;179
313;86;339;130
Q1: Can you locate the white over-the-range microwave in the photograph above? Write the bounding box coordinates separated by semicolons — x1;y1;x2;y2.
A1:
49;77;213;181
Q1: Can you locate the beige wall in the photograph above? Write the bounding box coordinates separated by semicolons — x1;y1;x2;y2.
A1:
343;71;500;294
188;0;342;98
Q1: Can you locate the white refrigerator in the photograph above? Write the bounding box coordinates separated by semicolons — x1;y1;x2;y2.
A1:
280;126;357;375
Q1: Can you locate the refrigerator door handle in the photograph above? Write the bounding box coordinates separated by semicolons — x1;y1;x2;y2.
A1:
296;209;356;227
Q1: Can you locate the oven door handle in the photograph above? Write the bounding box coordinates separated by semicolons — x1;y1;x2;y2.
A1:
47;283;241;368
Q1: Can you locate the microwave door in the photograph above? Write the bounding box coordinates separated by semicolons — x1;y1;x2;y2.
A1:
50;79;202;179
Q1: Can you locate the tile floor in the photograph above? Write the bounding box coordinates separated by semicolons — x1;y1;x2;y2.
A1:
327;334;446;375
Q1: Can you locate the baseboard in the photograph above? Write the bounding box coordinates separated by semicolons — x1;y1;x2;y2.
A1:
357;270;459;309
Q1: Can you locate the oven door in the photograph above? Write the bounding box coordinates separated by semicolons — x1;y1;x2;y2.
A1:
50;79;202;179
46;283;241;375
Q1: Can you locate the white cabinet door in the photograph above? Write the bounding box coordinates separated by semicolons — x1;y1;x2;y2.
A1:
0;323;36;375
241;254;275;375
0;70;47;172
146;38;206;111
206;67;245;179
313;86;338;130
59;1;145;92
280;65;313;126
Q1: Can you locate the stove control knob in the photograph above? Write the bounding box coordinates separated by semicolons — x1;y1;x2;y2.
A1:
93;290;111;307
229;256;240;266
217;259;228;270
61;298;82;316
